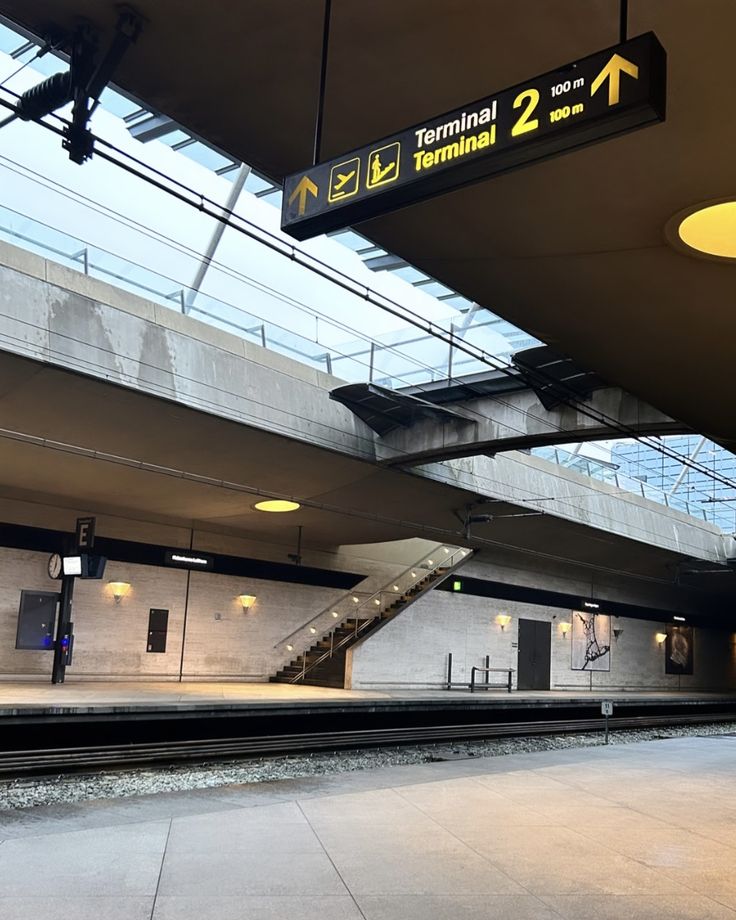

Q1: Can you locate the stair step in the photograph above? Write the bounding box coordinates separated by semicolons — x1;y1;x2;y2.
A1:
270;551;473;685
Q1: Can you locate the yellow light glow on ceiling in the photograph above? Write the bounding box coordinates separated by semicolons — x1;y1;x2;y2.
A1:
254;499;301;513
678;201;736;260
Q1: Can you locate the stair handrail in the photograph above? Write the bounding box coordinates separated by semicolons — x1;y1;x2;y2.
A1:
274;545;469;650
286;547;472;683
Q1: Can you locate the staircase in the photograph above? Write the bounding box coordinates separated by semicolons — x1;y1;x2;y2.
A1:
270;546;471;688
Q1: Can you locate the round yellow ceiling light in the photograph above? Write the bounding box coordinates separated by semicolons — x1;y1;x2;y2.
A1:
254;499;301;513
671;200;736;261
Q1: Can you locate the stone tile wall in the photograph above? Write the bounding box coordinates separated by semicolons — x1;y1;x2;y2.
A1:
347;589;736;691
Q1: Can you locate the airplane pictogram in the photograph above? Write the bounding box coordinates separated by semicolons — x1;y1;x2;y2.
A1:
328;157;360;203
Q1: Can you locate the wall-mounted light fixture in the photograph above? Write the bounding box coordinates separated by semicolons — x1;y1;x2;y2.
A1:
655;632;667;646
309;626;317;634
496;614;512;631
583;600;600;610
613;626;624;641
673;616;686;623
352;596;360;603
559;621;571;638
286;644;294;652
237;594;257;610
108;581;131;605
331;610;339;618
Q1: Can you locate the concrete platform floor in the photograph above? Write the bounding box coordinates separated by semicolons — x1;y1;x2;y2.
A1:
1;680;734;713
2;735;736;918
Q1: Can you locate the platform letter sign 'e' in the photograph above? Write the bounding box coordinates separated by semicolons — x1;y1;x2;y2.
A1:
75;516;96;551
282;32;666;240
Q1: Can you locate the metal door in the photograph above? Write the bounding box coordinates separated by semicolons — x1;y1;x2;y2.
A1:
517;619;551;690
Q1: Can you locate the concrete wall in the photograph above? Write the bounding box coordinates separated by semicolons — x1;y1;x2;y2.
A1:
0;545;408;681
0;546;345;681
181;571;343;680
347;589;736;692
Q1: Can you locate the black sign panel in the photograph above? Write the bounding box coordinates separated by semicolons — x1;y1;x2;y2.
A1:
282;32;665;240
75;516;96;550
15;590;58;651
164;549;214;570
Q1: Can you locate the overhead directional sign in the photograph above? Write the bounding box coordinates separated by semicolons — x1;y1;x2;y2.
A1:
281;32;665;240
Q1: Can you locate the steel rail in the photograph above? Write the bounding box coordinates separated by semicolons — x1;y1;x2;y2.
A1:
1;712;732;778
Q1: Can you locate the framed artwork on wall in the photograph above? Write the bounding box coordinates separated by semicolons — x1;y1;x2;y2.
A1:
665;625;693;675
571;611;611;671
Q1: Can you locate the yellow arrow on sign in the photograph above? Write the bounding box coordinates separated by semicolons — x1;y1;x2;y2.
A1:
288;175;319;216
591;53;639;106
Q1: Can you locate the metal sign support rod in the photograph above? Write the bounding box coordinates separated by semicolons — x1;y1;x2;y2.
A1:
313;0;332;166
620;0;628;42
51;574;74;683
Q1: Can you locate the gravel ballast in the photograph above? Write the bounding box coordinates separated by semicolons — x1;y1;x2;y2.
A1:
2;721;735;811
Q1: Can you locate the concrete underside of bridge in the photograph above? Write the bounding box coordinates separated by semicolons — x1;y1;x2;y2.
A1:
373;385;688;466
0;244;732;614
2;1;734;453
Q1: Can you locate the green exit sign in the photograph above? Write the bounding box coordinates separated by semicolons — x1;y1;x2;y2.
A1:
453;580;463;592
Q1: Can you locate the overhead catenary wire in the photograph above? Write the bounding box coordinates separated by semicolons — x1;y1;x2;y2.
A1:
0;86;735;499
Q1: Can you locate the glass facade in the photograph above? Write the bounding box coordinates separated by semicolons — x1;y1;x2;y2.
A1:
611;437;736;532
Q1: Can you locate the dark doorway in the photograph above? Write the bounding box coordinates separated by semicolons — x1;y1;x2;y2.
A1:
147;608;169;653
517;619;551;690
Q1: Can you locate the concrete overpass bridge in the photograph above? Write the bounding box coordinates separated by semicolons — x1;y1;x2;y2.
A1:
0;240;730;590
331;370;689;466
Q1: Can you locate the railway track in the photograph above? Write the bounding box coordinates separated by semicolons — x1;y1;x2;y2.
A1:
1;710;732;778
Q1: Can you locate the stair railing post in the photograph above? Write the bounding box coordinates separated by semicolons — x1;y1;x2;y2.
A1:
301;657;306;681
330;632;334;657
447;652;453;690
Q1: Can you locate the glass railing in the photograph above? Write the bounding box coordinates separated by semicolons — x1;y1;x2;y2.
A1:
531;445;736;531
0;203;522;392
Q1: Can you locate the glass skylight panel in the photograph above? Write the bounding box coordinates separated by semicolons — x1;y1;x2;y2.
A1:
216;161;241;176
178;142;233;172
244;172;274;196
328;229;369;251
99;87;143;120
161;129;191;146
393;264;428;283
23;52;61;78
0;24;23;53
413;280;453;298
439;294;474;310
9;38;34;58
